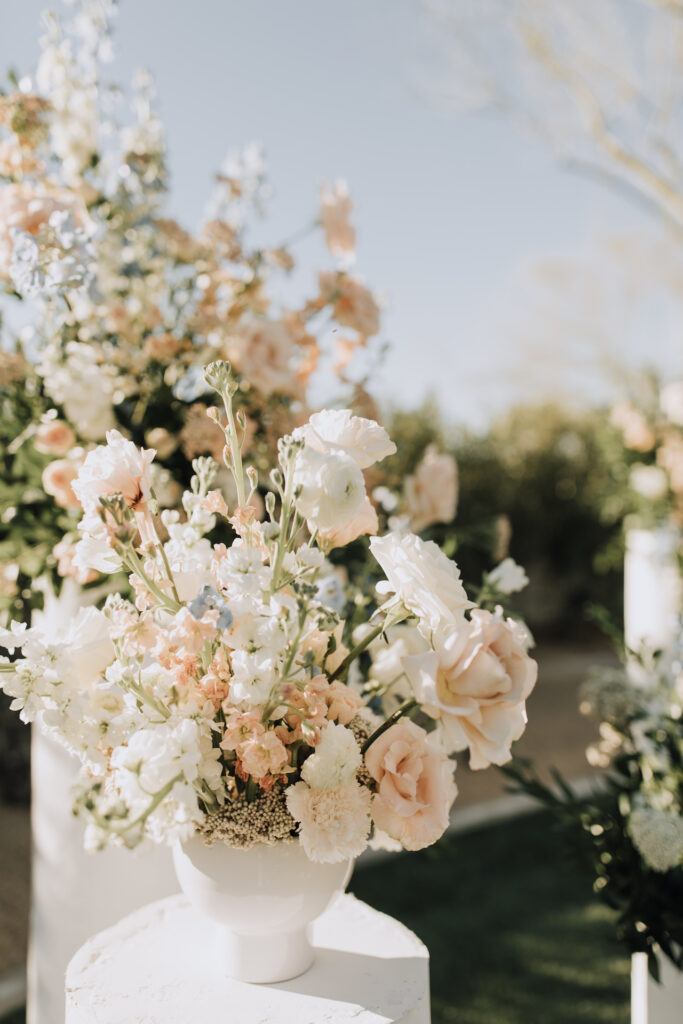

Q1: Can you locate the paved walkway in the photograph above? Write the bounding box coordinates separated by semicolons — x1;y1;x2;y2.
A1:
0;637;618;983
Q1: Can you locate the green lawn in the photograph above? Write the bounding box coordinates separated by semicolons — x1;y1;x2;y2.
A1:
350;811;630;1024
1;811;629;1024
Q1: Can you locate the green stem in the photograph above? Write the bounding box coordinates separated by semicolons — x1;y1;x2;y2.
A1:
328;621;385;682
361;699;419;755
270;461;295;591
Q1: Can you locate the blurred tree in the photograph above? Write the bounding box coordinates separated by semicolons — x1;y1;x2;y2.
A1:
426;0;683;230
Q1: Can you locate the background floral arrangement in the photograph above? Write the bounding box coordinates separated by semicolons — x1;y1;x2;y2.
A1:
506;633;683;978
0;362;537;861
0;0;389;624
600;372;683;537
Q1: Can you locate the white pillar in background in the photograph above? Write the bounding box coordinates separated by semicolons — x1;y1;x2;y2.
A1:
625;528;682;1024
624;526;681;656
28;583;178;1024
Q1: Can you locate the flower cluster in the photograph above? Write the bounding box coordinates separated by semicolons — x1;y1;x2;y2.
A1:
603;373;683;533
0;362;536;862
0;0;384;619
506;632;683;974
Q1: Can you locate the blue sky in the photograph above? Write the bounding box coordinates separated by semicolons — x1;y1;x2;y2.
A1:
5;0;675;427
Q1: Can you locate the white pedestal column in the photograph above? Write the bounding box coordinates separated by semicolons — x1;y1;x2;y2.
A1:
28;733;178;1024
65;893;431;1024
632;952;683;1024
624;526;681;656
28;582;178;1024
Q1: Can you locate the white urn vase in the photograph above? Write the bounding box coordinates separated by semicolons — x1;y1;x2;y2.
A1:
173;837;353;984
631;951;683;1024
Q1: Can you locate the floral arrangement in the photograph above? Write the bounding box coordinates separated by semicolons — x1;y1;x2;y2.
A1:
0;362;537;862
0;0;386;621
506;638;683;977
603;373;683;535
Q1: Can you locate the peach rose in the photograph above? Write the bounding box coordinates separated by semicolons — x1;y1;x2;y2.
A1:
404;610;537;770
42;459;81;510
34;420;76;456
365;718;456;851
404;446;458;532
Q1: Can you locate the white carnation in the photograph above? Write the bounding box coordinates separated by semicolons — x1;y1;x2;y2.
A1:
286;780;371;863
629;807;683;872
301;723;361;790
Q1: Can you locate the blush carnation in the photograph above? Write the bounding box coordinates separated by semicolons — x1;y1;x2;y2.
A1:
286;779;371;863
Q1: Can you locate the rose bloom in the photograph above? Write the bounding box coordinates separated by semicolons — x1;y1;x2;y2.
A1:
53;536;98;584
42;459;81;510
34;420;76;456
319;271;380;338
404;610;537;770
320;179;356;260
225;317;297;397
660;380;683;428
286;780;372;863
293;446;367;533
296;409;396;469
318;496;378;551
72;430;155;517
365;719;456;851
370;532;473;638
0;182;90;276
404;446;458;532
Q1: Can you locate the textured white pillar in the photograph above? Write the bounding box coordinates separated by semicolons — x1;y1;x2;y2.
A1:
632;952;683;1024
28;584;178;1024
65;893;431;1024
624;527;681;656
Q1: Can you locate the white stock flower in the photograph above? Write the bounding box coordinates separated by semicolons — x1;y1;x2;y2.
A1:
229;650;279;707
293;447;366;533
295;409;396;469
629;807;683;872
301;723;361;790
370;532;473;636
40;342;117;441
53;606;115;688
486;558;529;595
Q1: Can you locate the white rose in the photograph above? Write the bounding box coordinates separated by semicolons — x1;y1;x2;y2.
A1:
370;532;473;636
73;429;156;516
295;409;396;469
293;447;366;532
